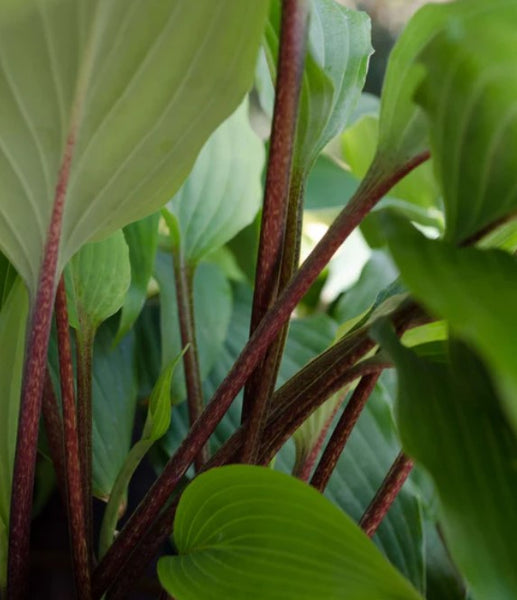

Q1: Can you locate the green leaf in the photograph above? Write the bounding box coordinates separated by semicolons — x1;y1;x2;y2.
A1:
304;154;359;213
67;230;130;334
116;213;160;343
377;0;514;164
91;322;138;500
0;252;16;312
414;6;517;243
382;213;517;434
158;465;421;600
0;280;28;590
99;352;184;557
142;351;185;442
154;254;232;404
157;284;424;591
341;115;442;229
167;100;265;265
265;0;372;176
424;522;466;600
376;324;517;600
0;0;270;295
325;374;425;593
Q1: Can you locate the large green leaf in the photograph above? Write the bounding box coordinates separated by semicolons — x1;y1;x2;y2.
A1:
382;214;517;434
377;0;514;164
154;253;232;404
325;373;425;593
157;283;424;590
0;0;269;295
376;324;517;600
415;7;517;243
116;213;160;343
0;281;28;590
265;0;372;176
167;100;264;265
0;252;16;311
158;465;421;600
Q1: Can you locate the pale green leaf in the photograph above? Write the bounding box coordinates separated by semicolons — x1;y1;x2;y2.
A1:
67;230;130;333
376;324;517;600
167;100;264;265
265;0;372;176
382;213;517;434
415;7;517;243
158;465;421;600
0;0;269;295
116;213;160;343
0;281;29;590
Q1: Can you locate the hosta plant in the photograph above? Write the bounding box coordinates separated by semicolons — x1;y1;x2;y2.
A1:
0;0;516;598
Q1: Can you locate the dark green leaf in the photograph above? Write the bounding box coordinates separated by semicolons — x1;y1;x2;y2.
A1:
0;281;28;589
158;465;422;600
376;324;517;600
91;322;138;500
382;213;517;433
154;253;232;404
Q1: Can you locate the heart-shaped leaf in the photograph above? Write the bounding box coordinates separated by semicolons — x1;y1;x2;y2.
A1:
158;465;422;600
0;0;269;295
376;324;517;600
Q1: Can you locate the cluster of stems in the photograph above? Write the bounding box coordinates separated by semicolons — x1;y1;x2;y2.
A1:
8;1;435;598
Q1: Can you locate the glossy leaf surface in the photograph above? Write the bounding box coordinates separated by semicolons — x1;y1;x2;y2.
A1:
377;325;517;600
0;0;269;294
158;465;421;600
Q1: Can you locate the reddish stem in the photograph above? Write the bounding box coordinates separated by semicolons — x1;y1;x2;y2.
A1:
7;128;76;599
55;277;92;598
172;251;207;470
310;373;381;492
241;0;310;462
41;370;66;504
93;152;430;599
359;451;414;538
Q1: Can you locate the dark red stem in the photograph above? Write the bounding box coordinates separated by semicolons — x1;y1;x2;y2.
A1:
241;0;310;462
7;129;76;599
310;373;380;491
55;277;92;597
93;152;430;598
41;370;66;504
359;451;414;537
75;327;94;560
172;251;207;470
